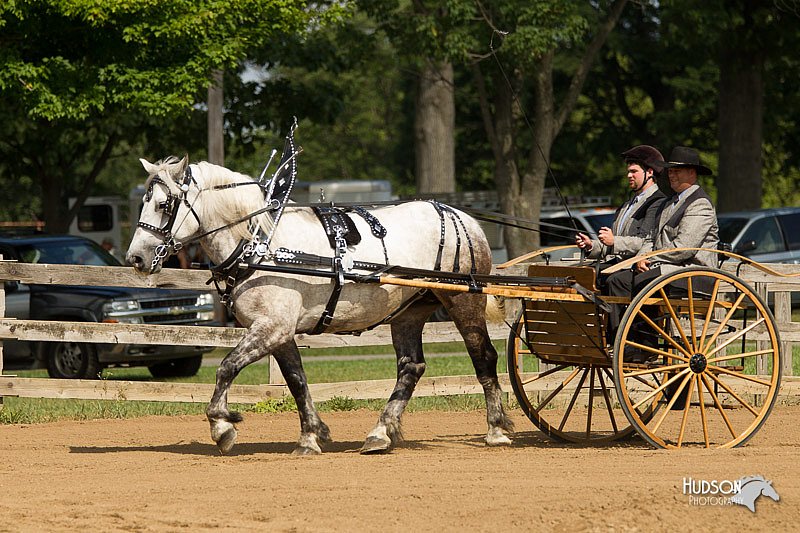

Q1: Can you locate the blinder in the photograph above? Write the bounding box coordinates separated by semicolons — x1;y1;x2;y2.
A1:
136;165;201;271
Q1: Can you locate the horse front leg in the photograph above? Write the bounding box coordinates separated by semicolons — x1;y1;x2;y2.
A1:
361;305;433;454
272;340;331;455
206;328;268;454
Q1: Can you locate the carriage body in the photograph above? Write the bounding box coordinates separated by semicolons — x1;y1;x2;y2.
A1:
507;262;782;448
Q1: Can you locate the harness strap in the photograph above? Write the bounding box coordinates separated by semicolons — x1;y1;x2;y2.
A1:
311;257;345;334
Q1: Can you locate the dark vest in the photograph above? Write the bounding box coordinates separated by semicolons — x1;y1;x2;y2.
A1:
623;189;667;239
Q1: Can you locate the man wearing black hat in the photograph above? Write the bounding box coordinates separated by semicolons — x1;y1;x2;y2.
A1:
575;145;667;267
605;146;719;355
632;146;719;274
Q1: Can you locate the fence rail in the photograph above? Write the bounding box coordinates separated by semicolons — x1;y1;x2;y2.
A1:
0;261;797;405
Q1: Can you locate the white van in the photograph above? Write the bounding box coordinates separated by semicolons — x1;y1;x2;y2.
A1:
68;196;126;261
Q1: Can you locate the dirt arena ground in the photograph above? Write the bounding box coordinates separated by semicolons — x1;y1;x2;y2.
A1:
0;406;798;532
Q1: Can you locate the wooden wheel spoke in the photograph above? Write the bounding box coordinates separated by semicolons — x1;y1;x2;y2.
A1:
624;362;687;378
700;373;737;439
705;372;759;416
659;287;693;352
624;341;689;363
633;369;691;410
707;348;774;365
558;368;590;431
676;376;696;448
533;367;581;414
687;277;697;351
697;375;710;447
634;308;692;358
585;368;596;437
651;373;694;435
703;318;766;357
708;364;774;387
702;292;747;352
521;364;570;386
698;280;721;352
596;370;619;433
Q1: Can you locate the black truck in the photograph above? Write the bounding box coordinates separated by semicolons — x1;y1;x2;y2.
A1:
0;234;216;379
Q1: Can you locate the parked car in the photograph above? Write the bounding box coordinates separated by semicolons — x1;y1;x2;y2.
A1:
718;207;800;264
536;206;618;262
0;234;217;379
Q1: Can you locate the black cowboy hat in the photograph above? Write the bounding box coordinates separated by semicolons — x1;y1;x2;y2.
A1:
653;146;712;175
621;145;664;172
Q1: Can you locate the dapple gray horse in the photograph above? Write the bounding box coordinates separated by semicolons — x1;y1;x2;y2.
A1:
126;156;513;455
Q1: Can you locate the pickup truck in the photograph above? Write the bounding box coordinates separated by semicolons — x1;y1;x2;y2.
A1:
0;234;216;379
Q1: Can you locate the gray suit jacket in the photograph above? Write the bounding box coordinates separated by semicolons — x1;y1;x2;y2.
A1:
639;184;719;271
588;185;666;261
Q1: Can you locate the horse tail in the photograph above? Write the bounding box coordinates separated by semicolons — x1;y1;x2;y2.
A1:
485;295;520;324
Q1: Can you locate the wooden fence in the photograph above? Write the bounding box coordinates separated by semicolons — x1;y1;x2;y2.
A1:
0;261;797;406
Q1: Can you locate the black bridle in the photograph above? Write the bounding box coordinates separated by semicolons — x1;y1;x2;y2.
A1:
136;165;203;271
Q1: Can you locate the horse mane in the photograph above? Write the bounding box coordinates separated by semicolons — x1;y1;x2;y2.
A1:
192;161;275;241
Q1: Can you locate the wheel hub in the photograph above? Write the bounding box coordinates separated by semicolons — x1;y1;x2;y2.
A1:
689;352;707;373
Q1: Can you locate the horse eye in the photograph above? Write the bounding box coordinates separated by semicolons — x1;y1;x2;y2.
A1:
145;189;153;202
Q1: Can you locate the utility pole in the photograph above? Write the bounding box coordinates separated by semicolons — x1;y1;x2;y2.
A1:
207;70;224;166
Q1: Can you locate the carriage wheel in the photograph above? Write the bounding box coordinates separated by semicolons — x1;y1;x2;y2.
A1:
507;313;650;443
613;267;781;449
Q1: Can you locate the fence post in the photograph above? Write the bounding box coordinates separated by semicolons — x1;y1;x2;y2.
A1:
774;291;793;376
755;282;768;375
0;281;4;410
269;356;286;386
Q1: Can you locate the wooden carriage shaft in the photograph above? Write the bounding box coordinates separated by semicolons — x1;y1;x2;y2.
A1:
377;275;740;309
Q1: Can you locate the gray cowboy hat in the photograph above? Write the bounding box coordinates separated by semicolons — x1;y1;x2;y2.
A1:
621;145;664;174
653;146;712;175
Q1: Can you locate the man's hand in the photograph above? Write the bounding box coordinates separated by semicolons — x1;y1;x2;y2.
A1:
575;232;592;251
598;226;615;246
635;258;650;273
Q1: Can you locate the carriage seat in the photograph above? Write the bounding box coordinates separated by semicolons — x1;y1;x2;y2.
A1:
521;264;609;366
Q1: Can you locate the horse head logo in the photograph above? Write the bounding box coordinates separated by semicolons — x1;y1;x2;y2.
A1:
730;476;780;513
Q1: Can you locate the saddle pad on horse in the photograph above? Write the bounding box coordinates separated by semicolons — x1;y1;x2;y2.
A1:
312;206;362;248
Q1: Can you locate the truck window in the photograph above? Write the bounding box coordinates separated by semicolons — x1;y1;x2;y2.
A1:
778;213;800;251
737;216;784;254
77;204;113;232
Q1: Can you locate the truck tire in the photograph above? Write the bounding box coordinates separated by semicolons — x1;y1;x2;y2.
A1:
45;342;102;379
148;355;203;378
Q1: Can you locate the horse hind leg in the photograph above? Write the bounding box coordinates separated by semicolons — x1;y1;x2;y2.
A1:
361;302;436;454
441;291;514;446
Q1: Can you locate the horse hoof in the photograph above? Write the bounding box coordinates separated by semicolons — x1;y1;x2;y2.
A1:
486;428;512;447
360;436;392;455
291;446;321;456
216;427;238;455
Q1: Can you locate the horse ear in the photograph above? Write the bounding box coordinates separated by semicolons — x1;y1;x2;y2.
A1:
177;155;189;176
140;158;158;176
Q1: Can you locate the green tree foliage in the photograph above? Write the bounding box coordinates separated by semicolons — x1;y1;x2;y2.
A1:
0;0;331;231
222;12;417;193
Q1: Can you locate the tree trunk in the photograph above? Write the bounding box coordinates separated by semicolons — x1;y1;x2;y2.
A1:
207;69;225;166
414;60;455;193
491;73;527;255
41;170;69;234
716;41;764;212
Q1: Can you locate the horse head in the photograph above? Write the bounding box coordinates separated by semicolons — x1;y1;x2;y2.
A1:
126;155;203;274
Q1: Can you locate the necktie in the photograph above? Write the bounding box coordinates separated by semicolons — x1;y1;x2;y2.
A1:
618;196;638;229
667;194;680;215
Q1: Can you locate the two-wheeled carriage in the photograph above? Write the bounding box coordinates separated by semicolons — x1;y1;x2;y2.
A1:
501;256;781;449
